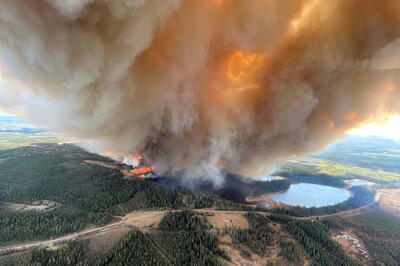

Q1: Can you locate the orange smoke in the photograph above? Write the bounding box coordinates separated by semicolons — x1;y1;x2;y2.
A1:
386;85;396;92
344;112;358;122
224;50;266;92
289;0;319;33
0;0;400;181
327;120;335;130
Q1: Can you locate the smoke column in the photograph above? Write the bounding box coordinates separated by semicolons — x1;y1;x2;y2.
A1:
0;0;400;183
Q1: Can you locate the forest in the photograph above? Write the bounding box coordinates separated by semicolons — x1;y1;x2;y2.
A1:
226;213;274;256
153;210;229;265
286;220;361;266
30;241;89;266
0;144;251;244
0;208;85;244
1;143;398;266
250;179;291;195
323;207;400;266
28;211;229;266
278;240;303;265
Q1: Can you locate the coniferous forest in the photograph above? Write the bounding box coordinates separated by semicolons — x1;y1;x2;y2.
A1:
1;143;399;266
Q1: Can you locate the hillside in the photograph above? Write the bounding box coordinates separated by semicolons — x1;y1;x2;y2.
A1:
0;142;400;265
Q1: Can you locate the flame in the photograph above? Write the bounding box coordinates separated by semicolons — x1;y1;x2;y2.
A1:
224;50;266;92
131;166;155;174
208;49;267;115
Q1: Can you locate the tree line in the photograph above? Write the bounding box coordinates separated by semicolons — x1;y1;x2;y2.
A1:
226;212;274;256
286;220;361;266
29;211;230;266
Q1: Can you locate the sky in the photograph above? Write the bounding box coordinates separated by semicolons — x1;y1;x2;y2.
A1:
348;115;400;140
1;109;400;141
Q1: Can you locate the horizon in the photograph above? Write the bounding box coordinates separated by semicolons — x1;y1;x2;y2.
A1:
2;109;399;142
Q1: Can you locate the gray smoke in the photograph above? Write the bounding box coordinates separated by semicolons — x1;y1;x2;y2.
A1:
0;0;399;184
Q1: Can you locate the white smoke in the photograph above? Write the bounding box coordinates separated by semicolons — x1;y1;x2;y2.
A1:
0;0;399;184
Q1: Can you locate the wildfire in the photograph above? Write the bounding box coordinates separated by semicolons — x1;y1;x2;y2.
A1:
222;50;266;93
289;0;319;33
103;150;155;178
131;166;155;174
101;150;143;167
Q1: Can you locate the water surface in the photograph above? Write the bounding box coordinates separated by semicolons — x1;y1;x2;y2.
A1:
264;176;285;181
270;183;351;207
348;180;375;186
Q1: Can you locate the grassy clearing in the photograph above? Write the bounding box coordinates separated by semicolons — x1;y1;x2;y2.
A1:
316;161;400;183
0;133;65;150
276;160;400;184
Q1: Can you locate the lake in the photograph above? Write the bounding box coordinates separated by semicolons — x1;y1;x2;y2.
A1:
348;179;375;186
264;175;285;181
269;183;351;207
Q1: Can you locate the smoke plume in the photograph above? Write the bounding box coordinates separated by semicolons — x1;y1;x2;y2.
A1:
0;0;400;183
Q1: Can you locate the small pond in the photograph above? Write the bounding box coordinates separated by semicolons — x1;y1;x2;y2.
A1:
269;183;351;207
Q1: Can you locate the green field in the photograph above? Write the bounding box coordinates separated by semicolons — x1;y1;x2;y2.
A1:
274;135;400;184
0;133;66;150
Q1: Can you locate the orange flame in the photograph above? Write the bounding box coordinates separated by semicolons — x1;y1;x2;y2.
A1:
223;50;266;92
131;166;155;174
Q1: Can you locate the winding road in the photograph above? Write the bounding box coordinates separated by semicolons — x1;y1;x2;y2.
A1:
0;199;381;255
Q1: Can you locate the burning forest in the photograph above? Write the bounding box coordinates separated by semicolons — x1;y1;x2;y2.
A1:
0;0;400;184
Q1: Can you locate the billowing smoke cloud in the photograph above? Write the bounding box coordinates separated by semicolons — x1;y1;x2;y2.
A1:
0;0;400;184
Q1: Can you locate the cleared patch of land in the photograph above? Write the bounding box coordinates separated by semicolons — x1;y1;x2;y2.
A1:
324;206;400;266
332;230;372;265
0;210;166;254
0;210;242;254
1;186;394;263
121;210;167;231
2;200;60;213
85;225;132;257
206;211;249;229
1;202;397;265
218;222;310;266
376;189;400;215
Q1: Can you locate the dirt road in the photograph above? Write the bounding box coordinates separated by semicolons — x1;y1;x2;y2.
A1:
0;210;168;254
1;190;391;255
